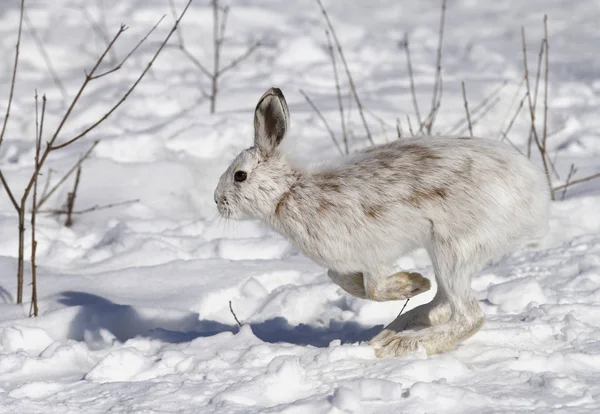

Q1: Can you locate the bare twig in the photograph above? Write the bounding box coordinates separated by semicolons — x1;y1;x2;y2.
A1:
399;299;410;317
522;26;554;200
542;16;550;159
396;118;403;138
527;39;546;158
0;171;19;211
404;33;422;129
406;115;415;137
82;2;118;64
40;198;140;216
216;41;261;76
458;95;502;136
499;92;527;155
315;0;374;146
300;90;343;155
326;30;348;154
0;0;25;147
29;92;44;317
91;15;166;80
445;79;509;136
559;164;576;200
24;12;67;102
422;0;446;134
461;81;473;137
553;172;600;192
229;300;242;327
36;141;99;210
52;1;193;150
64;167;82;228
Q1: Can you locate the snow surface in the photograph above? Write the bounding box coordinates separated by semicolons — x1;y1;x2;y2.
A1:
1;0;600;412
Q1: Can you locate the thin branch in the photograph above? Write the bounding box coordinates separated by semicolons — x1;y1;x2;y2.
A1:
91;15;166;80
461;81;473;137
458;95;502;136
29;92;44;318
423;0;446;134
406;114;415;137
553;172;600;192
0;171;19;211
542;15;550;157
326;30;348;154
217;41;261;76
0;0;25;147
82;3;118;64
51;1;193;151
499;92;527;155
315;0;373;146
559;164;576;200
445;79;509;136
64;167;82;228
24;12;67;102
36;141;99;210
404;33;422;129
399;299;410;317
300;89;343;155
525;36;546;158
40;198;139;216
229;300;242;327
396;118;402;138
218;6;230;45
522;26;554;200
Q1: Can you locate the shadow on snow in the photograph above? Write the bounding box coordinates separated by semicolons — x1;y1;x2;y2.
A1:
57;290;382;348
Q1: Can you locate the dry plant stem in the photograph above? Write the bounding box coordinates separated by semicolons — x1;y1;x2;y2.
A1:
5;1;192;304
315;0;373;146
398;299;410;317
522;27;554;200
229;300;242;327
423;0;446;134
542;16;550;155
396;118;403;138
52;0;193;150
404;33;422;128
36;141;99;210
30;93;44;317
326;30;348;154
445;79;509;136
559;164;576;200
406;115;415;136
24;13;67;101
0;0;25;147
461;81;473;137
91;15;166;80
459;96;502;136
553;172;600;192
527;39;546;158
300;90;343;155
65;167;82;227
40;198;140;216
210;0;220;114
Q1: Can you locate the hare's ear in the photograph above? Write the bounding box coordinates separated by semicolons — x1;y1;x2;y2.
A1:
254;87;289;156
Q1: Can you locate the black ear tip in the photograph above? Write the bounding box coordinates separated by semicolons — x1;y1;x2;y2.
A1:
267;87;284;98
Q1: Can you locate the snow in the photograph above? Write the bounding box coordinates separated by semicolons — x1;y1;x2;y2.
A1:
1;0;600;412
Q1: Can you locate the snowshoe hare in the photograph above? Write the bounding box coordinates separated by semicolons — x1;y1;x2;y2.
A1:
214;88;550;357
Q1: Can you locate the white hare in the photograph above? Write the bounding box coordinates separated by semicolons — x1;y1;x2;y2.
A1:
214;87;550;357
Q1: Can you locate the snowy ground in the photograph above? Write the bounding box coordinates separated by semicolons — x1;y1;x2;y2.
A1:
1;0;600;412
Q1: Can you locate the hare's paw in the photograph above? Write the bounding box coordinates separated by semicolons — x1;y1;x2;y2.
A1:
366;271;430;302
370;327;458;358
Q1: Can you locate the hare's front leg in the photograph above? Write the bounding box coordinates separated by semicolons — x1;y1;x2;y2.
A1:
328;269;430;301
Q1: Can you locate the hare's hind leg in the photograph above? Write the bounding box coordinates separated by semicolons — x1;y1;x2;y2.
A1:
370;243;485;357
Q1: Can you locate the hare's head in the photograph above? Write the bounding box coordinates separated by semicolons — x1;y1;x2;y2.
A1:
214;88;296;220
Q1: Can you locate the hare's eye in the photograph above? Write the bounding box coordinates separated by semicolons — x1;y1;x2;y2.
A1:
234;171;247;182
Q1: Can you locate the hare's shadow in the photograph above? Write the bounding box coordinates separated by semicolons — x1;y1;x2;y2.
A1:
58;291;382;347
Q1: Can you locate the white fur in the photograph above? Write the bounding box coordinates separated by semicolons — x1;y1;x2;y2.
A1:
214;87;550;357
